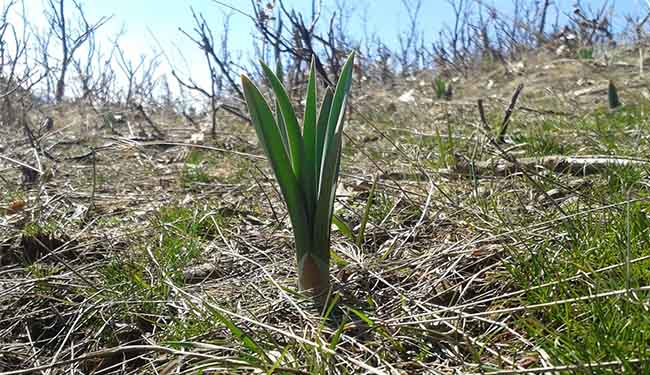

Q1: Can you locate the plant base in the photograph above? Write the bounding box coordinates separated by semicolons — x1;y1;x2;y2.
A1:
298;254;330;307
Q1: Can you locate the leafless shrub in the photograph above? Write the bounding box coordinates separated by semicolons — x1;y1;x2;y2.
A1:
242;0;353;86
568;1;615;48
429;0;563;76
623;11;650;44
174;8;245;137
374;41;394;85
621;5;650;74
487;0;546;57
32;17;55;98
70;26;118;105
0;0;44;128
44;0;110;102
397;0;423;75
115;41;161;106
430;0;474;74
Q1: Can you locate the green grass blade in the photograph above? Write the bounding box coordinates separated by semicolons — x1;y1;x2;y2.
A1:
267;345;290;374
328;316;347;351
349;308;375;327
241;75;311;254
332;214;355;242
260;62;306;192
356;174;378;248
303;60;318;215
210;306;270;365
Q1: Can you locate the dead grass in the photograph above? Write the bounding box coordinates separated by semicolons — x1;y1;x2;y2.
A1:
2;47;650;374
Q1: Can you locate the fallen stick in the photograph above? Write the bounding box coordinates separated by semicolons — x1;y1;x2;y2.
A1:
442;155;650;178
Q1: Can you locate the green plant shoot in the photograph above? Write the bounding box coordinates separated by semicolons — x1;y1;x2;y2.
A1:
240;53;355;304
608;80;621;110
434;77;447;100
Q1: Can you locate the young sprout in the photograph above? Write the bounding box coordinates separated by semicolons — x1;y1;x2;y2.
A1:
241;53;355;306
608;80;621;110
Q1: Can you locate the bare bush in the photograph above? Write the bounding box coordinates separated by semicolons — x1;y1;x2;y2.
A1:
568;1;615;48
397;0;423;75
429;0;564;75
243;0;353;86
70;26;118;105
0;0;44;127
44;0;110;102
174;7;245;137
115;42;161;106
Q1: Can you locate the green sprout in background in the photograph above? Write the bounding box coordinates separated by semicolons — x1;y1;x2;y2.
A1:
241;53;355;306
608;79;622;110
577;47;594;60
434;77;447;100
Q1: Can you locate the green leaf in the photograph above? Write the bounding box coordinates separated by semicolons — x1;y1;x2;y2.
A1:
274;64;289;155
303;60;318;216
275;100;289;155
315;88;334;182
330;251;349;267
332;214;355;242
312;126;341;258
318;53;355;198
241;75;311;254
260;62;306;197
313;53;355;251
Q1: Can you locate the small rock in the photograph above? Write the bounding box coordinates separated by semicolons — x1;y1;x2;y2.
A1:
189;132;205;144
510;61;525;74
398;89;416;103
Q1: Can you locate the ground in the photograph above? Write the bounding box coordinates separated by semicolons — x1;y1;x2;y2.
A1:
1;47;650;374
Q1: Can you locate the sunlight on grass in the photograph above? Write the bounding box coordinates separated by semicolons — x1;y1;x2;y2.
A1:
503;167;650;373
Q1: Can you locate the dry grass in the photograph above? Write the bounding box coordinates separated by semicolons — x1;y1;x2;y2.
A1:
2;47;650;374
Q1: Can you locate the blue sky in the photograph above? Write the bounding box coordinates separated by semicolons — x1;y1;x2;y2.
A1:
11;1;647;99
85;1;642;86
82;0;642;53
